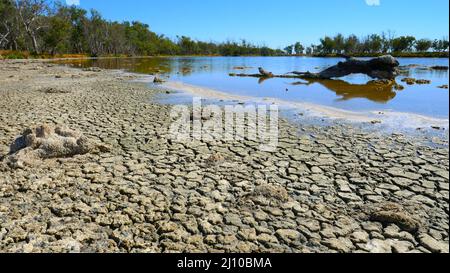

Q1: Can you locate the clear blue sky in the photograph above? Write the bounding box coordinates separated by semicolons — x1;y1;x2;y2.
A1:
73;0;449;48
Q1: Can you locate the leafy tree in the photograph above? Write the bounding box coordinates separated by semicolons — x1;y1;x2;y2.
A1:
284;45;293;55
125;21;159;55
343;35;359;54
67;6;88;53
333;33;345;54
432;38;449;52
392;36;416;52
158;36;180;55
259;46;273;56
0;0;14;48
294;42;304;55
106;22;128;55
442;39;450;52
305;46;312;55
319;36;335;54
380;30;395;53
178;36;200;55
415;39;432;52
366;34;383;53
13;0;48;54
43;14;71;54
83;9;108;56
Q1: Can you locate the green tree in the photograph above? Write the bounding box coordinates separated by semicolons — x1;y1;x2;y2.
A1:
0;0;15;49
415;39;432;52
67;6;88;53
178;36;200;55
294;42;304;55
43;15;71;55
319;36;335;54
333;33;345;53
158;35;180;55
432;38;449;52
442;39;450;52
125;21;159;56
284;45;293;55
392;36;416;52
380;30;396;53
83;9;108;56
367;34;383;53
14;0;48;54
259;46;273;56
106;22;128;55
343;35;359;54
305;46;312;55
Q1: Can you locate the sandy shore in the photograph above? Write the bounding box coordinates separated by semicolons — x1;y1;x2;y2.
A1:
0;60;448;253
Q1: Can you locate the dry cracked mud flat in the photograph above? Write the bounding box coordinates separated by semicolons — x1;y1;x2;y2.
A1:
0;60;448;253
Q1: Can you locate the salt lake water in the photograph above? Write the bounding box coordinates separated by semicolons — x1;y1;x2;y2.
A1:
56;56;449;120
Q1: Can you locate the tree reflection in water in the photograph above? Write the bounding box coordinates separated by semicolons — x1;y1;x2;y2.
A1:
291;79;399;103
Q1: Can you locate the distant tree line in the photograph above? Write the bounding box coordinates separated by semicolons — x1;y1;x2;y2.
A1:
0;0;284;56
1;1;449;57
284;32;449;56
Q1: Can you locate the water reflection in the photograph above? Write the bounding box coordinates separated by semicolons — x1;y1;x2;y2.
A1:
291;79;397;103
57;57;173;74
258;77;270;84
53;57;449;118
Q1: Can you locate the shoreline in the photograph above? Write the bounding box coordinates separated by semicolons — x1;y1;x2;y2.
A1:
0;60;448;253
161;81;450;134
43;56;450;135
2;52;449;60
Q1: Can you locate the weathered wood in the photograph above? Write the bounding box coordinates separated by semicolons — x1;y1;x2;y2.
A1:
291;55;400;80
229;72;302;79
229;55;400;81
258;67;274;77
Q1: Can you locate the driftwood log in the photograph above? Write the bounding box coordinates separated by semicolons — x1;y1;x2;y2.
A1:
229;55;400;81
258;67;274;77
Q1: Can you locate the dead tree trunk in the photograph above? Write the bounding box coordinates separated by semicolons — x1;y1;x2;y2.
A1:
258;67;274;77
292;55;400;80
229;55;400;81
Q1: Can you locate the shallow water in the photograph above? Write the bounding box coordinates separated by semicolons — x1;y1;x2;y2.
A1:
56;56;449;119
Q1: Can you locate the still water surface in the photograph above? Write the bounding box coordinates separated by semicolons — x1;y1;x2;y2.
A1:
56;56;449;119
